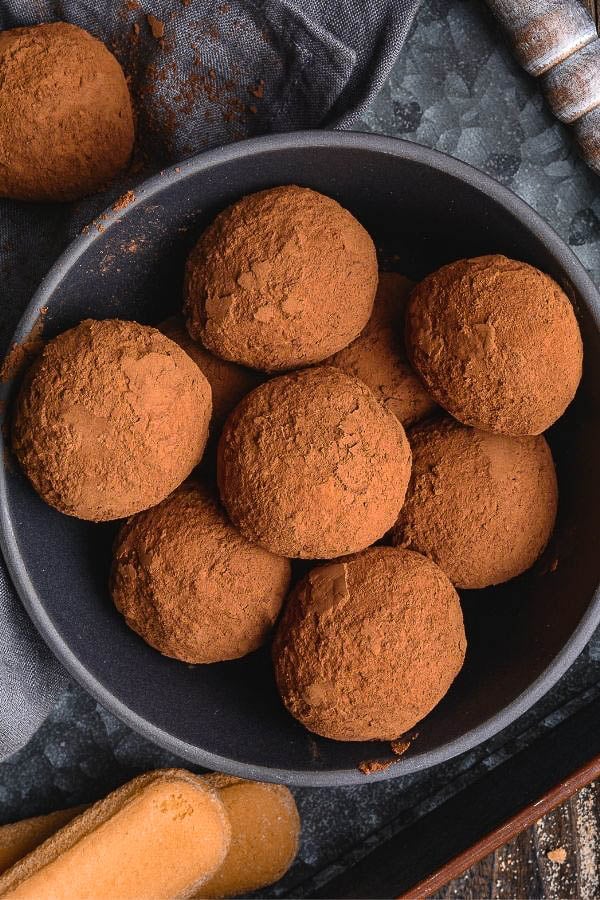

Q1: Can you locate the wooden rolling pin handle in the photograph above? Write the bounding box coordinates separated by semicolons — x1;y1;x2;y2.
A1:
485;0;600;174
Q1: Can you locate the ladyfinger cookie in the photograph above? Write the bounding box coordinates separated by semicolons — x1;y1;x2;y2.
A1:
0;769;231;900
197;775;300;898
0;807;85;875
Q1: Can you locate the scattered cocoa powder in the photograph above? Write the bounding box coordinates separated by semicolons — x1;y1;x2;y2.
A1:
392;417;558;589
406;255;583;435
218;367;411;559
248;78;264;98
147;14;165;40
112;190;136;211
0;23;134;202
111;481;290;663
390;737;413;756
12;319;211;521
325;272;437;426
272;547;466;741
185;186;378;371
358;758;397;775
158;316;263;434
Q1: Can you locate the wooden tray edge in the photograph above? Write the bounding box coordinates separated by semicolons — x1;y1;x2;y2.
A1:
400;751;600;898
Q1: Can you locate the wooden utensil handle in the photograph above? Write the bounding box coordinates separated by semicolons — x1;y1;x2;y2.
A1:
485;0;600;174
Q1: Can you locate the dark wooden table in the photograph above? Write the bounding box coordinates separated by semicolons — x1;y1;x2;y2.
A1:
434;781;600;898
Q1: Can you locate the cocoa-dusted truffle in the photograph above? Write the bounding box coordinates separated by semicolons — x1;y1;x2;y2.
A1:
159;316;263;433
184;186;378;371
218;367;411;559
406;255;583;435
0;23;134;202
325;272;436;426
392;417;558;588
111;482;290;663
13;320;211;521
273;547;466;741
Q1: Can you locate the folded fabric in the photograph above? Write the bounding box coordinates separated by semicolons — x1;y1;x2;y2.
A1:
0;0;421;761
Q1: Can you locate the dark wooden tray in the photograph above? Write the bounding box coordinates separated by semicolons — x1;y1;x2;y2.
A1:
285;691;600;898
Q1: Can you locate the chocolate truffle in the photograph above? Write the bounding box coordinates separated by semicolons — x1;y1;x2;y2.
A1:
0;23;134;202
184;185;378;371
325;272;436;426
405;255;583;435
159;316;263;433
218;367;411;559
273;547;466;741
111;482;291;663
13;320;211;521
392;417;558;589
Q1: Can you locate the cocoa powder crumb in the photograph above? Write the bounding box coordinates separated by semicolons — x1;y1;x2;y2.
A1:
112;190;135;211
248;78;265;98
147;14;165;39
547;848;567;864
390;739;411;756
358;758;397;776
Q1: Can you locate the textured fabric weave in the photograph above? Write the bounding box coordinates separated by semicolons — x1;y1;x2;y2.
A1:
0;0;420;760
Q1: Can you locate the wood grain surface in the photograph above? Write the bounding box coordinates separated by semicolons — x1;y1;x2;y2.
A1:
432;781;600;899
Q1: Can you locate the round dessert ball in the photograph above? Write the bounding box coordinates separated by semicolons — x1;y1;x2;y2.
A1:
13;319;211;521
217;367;412;559
111;482;291;663
184;185;378;372
159;316;263;433
392;417;558;589
273;547;466;741
405;255;583;435
0;23;134;202
325;272;437;426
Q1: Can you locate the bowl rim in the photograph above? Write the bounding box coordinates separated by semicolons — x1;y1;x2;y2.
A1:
1;129;600;787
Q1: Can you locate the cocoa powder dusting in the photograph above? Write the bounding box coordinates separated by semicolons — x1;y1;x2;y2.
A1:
325;272;437;426
392;417;558;589
185;186;378;371
272;547;466;741
406;255;583;435
218;367;411;559
12;320;212;521
111;481;290;663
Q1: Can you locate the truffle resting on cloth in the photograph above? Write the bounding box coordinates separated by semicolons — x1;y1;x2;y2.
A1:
392;417;558;588
272;547;466;741
184;185;378;371
111;481;291;663
0;23;134;201
405;255;582;435
13;319;211;521
217;366;411;559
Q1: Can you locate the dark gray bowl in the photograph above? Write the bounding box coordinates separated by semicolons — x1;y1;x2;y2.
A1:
1;132;600;786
